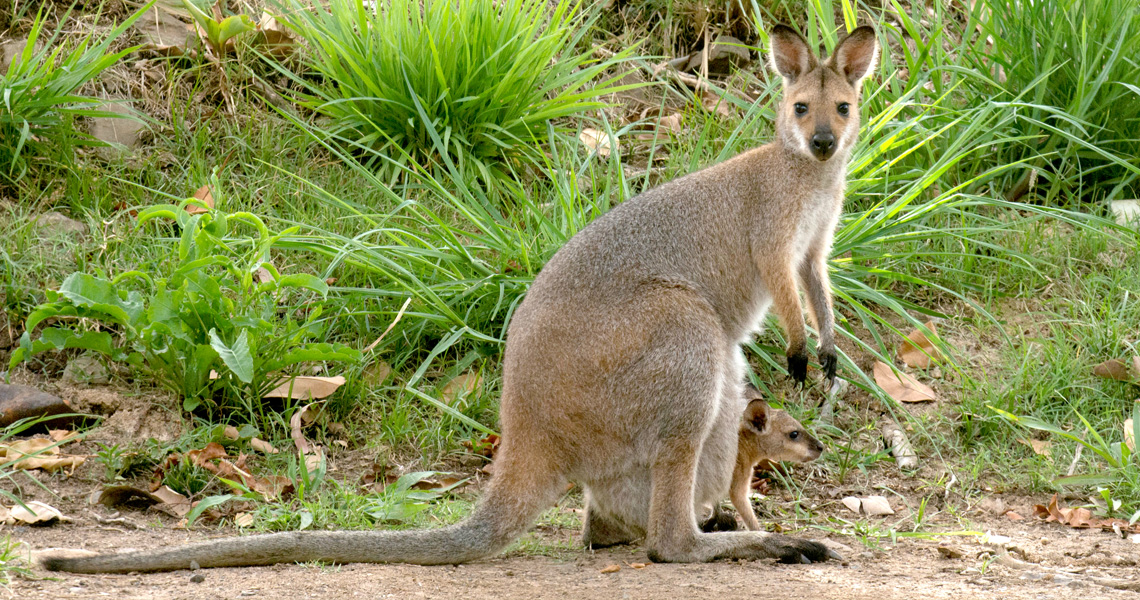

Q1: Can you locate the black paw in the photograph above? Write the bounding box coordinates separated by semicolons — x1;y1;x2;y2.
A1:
787;350;809;387
700;508;740;532
768;535;842;564
819;351;838;387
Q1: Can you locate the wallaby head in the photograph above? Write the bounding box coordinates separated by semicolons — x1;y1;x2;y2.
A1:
741;387;824;464
768;24;879;162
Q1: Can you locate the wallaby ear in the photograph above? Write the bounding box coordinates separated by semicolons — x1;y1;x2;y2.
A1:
768;24;816;84
828;25;879;87
743;399;770;434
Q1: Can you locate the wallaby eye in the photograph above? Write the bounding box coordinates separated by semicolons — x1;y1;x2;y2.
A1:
837;102;850;116
789;431;800;440
794;103;808;116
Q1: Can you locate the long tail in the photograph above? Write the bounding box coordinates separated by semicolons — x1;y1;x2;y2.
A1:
42;456;564;574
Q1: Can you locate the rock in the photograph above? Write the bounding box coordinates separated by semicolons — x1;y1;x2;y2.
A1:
134;7;195;56
1;38;30;76
61;354;110;386
1111;200;1140;227
90;102;145;158
34;211;88;240
0;383;74;428
190;573;205;583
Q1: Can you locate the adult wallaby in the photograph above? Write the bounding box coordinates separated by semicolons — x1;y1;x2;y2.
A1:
41;24;877;573
702;385;825;533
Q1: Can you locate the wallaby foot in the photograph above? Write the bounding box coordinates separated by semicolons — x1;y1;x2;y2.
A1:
700;505;740;533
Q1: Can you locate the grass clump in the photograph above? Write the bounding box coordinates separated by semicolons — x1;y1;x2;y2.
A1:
274;0;636;185
0;2;149;188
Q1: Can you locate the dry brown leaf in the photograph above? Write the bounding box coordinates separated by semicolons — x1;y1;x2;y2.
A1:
1006;511;1024;520
658;113;684;134
898;321;942;368
234;512;255;527
290;402;323;455
630;562;648;569
840;496;862;514
186;184;214;214
1018;438;1052;457
14;455;85;473
1125;417;1135;452
264;376;346;400
250;437;279;454
152;485;192;517
187;442;228;467
579;128;615;158
95;485;163;508
48;429;79;444
1092;358;1138;381
1032;494;1140;534
441;372;481;405
223;425;240;440
600;564;621;574
700;90;733;118
873;361;937;403
0;437;55;459
362;361;392;386
253;13;296;59
8;501;70;525
861;496;894;516
462;433;500;459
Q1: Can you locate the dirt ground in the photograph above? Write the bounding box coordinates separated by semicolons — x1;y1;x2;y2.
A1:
13;490;1140;600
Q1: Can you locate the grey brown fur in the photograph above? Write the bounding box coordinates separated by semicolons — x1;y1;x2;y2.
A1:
41;24;878;574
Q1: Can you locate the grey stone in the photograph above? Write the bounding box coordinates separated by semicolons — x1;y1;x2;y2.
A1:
34;211;88;240
90;102;145;157
133;8;195;54
1;39;29;76
62;354;110;386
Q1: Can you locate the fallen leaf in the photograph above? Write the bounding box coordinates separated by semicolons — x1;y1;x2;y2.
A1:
898;321;942;368
1126;417;1135;452
579;128;615;158
1005;510;1024;520
658;113;684;134
264;376;346;400
840;496;862;514
462;433;501;459
861;496;894;516
234;512;255;527
250;438;279;454
290;402;323;455
7;501;71;525
1018;438;1052;457
94;485;163;508
600;564;621;574
48;429;80;444
1032;493;1140;534
187;442;228;467
700;90;733;118
441;372;481;405
186;185;214;214
1094;359;1134;381
362;361;392;386
873;361;937;403
253;12;296;59
223;425;240;440
630;562;648;569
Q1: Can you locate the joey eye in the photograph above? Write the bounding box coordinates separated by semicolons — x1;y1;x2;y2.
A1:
794;103;808;116
789;431;800;440
837;102;850;116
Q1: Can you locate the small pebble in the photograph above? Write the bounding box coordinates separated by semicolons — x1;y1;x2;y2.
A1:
190;560;200;570
190;573;206;584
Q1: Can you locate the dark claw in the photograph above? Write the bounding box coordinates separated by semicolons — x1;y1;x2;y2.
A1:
827;549;845;561
820;351;838;387
787;351;808;386
800;555;812;564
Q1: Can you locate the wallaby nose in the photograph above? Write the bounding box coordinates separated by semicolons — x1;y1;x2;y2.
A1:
811;133;836;159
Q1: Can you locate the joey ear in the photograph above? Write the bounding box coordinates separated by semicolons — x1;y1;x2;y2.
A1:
827;25;879;87
743;399;770;433
768;24;816;84
742;383;763;402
